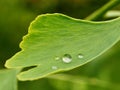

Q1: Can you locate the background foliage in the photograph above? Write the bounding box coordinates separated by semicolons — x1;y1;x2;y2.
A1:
0;0;120;90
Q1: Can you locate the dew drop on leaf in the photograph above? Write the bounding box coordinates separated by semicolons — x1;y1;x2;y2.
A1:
62;54;72;63
52;66;58;70
55;57;60;60
78;54;84;59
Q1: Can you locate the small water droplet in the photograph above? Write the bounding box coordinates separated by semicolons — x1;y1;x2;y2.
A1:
52;66;58;70
78;54;84;59
62;54;72;63
55;57;60;60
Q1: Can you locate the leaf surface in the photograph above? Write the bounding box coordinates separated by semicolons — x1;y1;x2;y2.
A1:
5;13;120;80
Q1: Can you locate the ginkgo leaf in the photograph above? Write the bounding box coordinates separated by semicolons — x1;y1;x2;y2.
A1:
0;69;18;90
5;13;120;81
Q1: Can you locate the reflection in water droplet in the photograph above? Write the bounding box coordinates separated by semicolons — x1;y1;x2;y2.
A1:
62;54;72;63
52;66;58;70
78;54;84;59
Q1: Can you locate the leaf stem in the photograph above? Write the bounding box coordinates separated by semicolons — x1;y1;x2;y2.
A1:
85;0;120;21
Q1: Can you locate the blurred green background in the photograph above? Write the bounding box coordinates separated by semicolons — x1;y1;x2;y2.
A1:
0;0;120;90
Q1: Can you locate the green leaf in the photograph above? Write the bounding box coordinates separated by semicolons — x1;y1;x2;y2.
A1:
0;69;18;90
5;13;120;81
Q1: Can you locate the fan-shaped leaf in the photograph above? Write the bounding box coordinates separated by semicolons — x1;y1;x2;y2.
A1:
5;13;120;81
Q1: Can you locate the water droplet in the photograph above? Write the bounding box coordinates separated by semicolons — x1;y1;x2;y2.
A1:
62;54;72;63
52;66;58;70
55;57;60;60
78;54;84;59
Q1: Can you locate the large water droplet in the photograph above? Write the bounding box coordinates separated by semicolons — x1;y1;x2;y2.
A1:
52;66;58;70
78;54;84;59
62;54;72;63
